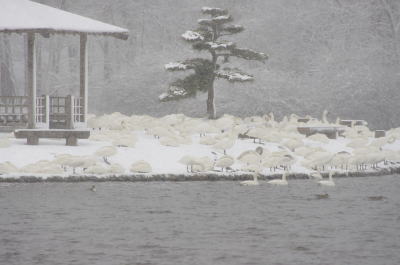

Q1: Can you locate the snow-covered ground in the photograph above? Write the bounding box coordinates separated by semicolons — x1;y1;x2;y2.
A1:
1;113;400;180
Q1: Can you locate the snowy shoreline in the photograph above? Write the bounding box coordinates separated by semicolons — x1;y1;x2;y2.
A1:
1;167;399;183
1;113;400;180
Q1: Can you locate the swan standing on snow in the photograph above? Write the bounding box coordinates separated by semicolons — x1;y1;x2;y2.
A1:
240;173;259;186
268;172;288;185
318;171;335;187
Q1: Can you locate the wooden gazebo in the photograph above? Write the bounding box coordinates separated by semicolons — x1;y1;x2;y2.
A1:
0;0;128;145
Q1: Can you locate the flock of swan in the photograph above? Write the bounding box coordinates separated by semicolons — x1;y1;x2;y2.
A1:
0;111;399;179
239;171;335;187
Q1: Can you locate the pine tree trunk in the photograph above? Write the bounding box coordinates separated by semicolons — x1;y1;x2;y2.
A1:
207;77;216;119
207;51;218;119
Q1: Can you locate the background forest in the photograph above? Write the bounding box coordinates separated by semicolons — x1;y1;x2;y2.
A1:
0;0;400;129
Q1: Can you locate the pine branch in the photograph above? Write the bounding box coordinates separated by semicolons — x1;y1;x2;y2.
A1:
165;58;213;72
159;85;191;101
215;67;254;82
181;30;204;42
201;7;228;17
161;59;216;101
192;41;235;51
230;47;268;62
198;15;233;27
194;26;214;41
221;24;244;34
164;62;192;71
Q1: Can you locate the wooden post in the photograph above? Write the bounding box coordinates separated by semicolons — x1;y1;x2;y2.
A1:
375;130;386;138
65;95;74;129
44;95;50;129
27;33;36;129
66;135;78;146
80;34;88;125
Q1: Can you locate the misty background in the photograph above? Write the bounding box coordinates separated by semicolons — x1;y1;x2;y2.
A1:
0;0;399;129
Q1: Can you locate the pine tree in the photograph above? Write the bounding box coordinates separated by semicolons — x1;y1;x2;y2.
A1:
159;7;268;119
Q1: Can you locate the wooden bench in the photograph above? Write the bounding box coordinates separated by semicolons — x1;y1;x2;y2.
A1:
375;130;386;138
339;120;367;127
14;129;90;146
297;126;346;139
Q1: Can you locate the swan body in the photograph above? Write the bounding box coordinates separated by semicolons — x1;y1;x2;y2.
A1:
240;174;259;186
318;171;335;187
268;172;288;185
310;171;323;180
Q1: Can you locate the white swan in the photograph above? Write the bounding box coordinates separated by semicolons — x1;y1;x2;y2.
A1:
318;171;335;187
240;174;259;186
310;171;323;180
268;172;288;185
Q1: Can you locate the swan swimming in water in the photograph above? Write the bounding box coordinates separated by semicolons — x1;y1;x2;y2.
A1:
267;172;288;185
240;174;259;186
310;171;323;180
318;171;335;187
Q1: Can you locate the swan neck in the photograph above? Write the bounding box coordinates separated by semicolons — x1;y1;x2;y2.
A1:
254;174;258;181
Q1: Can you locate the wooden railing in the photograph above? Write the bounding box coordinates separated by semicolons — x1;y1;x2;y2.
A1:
73;97;84;124
35;96;49;128
0;96;28;126
49;96;67;129
1;94;85;130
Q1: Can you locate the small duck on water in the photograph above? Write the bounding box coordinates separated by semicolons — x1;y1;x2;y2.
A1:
368;196;386;201
315;193;329;199
90;185;96;192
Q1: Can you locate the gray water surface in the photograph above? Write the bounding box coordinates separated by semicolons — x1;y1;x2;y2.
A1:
1;176;400;265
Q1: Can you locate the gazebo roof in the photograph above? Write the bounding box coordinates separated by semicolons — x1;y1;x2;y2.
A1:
0;0;129;39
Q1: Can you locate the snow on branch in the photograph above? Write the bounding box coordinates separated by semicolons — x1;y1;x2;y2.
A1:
222;24;244;34
181;30;204;41
206;41;235;50
213;15;232;23
198;15;232;26
159;86;189;101
231;48;268;61
164;62;189;71
201;7;228;16
193;41;235;51
215;68;254;82
197;18;213;27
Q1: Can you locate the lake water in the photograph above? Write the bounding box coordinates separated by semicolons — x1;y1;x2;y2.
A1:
1;175;400;265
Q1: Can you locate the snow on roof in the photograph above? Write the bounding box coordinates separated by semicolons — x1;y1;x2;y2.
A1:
0;0;129;39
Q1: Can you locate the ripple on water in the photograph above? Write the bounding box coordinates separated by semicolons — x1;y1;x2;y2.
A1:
0;176;399;265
